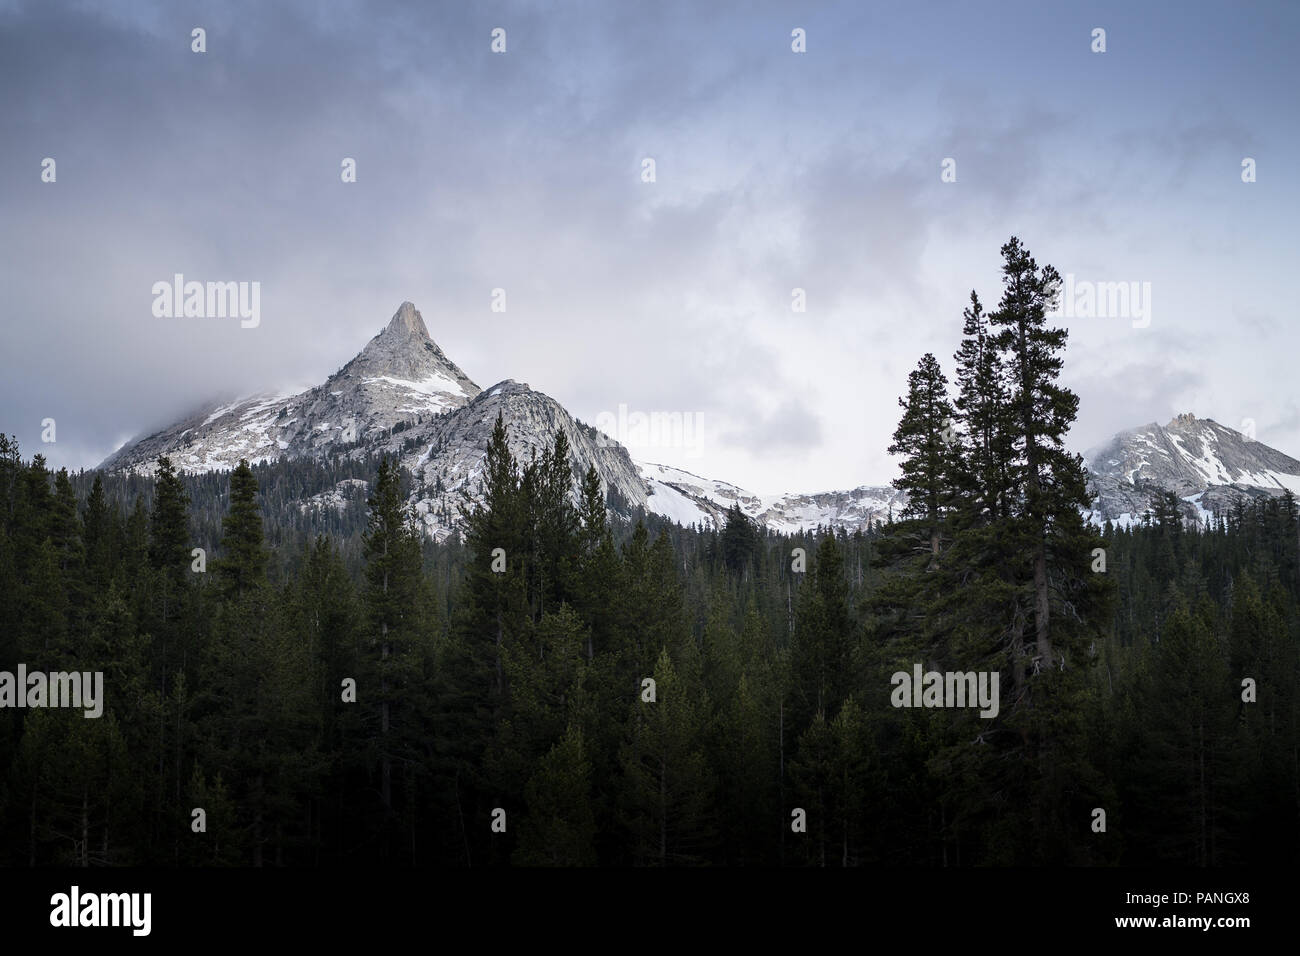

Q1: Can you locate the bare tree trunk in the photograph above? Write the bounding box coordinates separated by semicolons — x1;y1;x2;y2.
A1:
1018;315;1053;668
1034;547;1052;664
1010;610;1026;695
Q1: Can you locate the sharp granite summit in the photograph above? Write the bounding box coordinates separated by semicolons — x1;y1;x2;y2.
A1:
101;303;1300;538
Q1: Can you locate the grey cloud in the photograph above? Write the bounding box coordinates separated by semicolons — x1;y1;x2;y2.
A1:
720;397;824;455
1;0;1295;492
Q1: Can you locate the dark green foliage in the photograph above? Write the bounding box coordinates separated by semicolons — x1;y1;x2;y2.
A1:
0;432;1295;866
0;241;1294;866
888;352;959;567
514;724;597;866
721;503;759;575
148;456;191;583
213;459;267;600
355;456;429;860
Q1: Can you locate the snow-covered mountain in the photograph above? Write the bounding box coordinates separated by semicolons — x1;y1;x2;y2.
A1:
101;302;902;538
1084;413;1300;527
638;462;905;534
100;302;479;476
102;303;1296;537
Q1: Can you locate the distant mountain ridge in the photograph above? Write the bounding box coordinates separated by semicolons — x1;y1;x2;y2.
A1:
100;302;479;476
99;303;1300;536
101;303;905;538
1084;413;1300;526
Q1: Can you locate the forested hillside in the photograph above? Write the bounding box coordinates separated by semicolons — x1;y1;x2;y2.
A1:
2;239;1295;867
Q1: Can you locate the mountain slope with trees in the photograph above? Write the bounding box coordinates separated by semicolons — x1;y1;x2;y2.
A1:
3;238;1295;867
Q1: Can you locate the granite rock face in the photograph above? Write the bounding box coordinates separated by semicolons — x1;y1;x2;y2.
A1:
101;305;1300;537
101;302;909;538
1084;413;1300;526
100;302;479;477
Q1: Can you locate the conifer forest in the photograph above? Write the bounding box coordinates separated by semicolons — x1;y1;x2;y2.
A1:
3;239;1296;869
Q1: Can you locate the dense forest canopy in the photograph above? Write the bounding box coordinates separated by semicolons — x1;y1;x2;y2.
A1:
2;239;1296;867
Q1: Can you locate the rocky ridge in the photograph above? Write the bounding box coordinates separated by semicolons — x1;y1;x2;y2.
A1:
100;304;1300;537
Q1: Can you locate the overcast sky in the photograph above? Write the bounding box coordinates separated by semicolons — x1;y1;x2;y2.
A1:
2;0;1296;493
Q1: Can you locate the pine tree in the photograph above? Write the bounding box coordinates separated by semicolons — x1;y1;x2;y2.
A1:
123;495;149;581
535;431;579;616
576;464;607;555
198;457;321;865
491;604;589;812
214;460;267;600
618;648;714;865
1130;600;1237;864
82;474;114;590
20;538;69;663
146;455;195;696
978;237;1113;860
952;290;1012;523
829;696;874;866
514;724;597;866
50;468;85;577
987;236;1090;670
888;352;960;568
148;456;191;584
17;453;53;570
721;503;759;575
290;536;357;754
790;534;854;728
574;464;616;661
459;413;528;704
359;456;427;857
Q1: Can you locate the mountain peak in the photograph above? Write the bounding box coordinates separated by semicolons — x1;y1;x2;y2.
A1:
339;302;480;397
479;379;529;395
1086;413;1300;527
382;301;430;341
